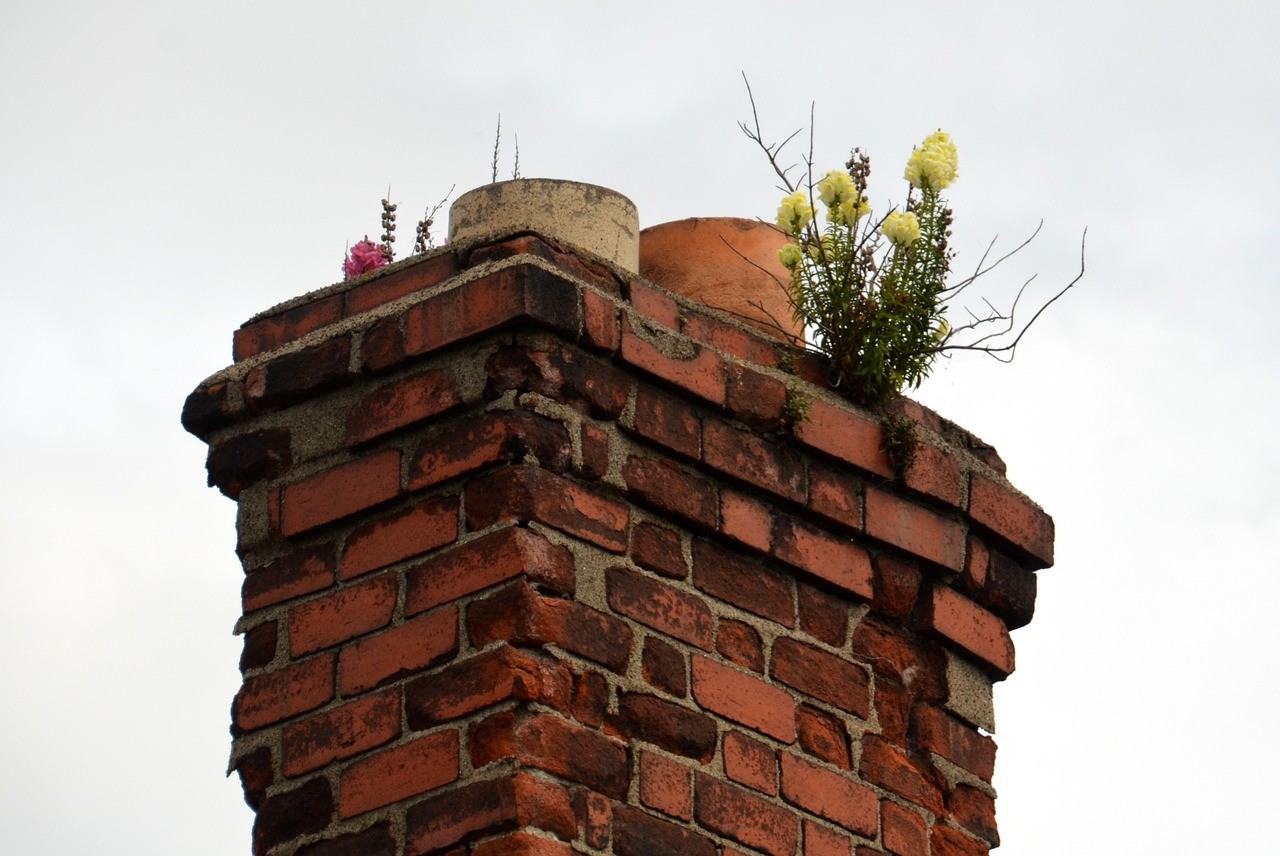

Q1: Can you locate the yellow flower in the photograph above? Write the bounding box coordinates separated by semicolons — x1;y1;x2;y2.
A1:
934;318;951;343
834;193;871;226
778;243;803;270
904;130;958;191
817;169;855;207
775;190;814;237
882;211;921;246
806;234;836;260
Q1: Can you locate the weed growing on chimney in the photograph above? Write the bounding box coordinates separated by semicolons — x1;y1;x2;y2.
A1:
881;414;919;477
742;76;1085;407
343;184;456;280
379;192;397;259
491;115;521;183
414;185;456;255
782;386;812;428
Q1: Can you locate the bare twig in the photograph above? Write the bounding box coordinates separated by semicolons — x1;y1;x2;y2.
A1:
491;114;501;184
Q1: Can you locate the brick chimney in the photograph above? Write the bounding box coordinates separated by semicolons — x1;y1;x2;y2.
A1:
183;179;1052;856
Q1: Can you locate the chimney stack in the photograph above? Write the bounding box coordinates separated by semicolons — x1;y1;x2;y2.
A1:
183;179;1051;855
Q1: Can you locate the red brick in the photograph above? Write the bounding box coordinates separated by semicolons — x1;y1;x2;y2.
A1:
850;618;945;700
280;449;401;536
643;636;688;696
723;731;777;794
340;495;459;580
468;580;634;672
582;288;621;352
948;785;999;846
796;704;851;770
969;474;1054;568
858;735;944;815
467;235;621;292
695;773;799;856
235;294;343;361
408;410;571;491
296;823;395;856
608;692;718;761
772;516;873;600
486;342;630;419
931;825;989;856
572;668;609;726
614;803;718;856
469;710;628;798
961;538;990;592
282;689;401;776
704;418;805;502
925;586;1015;677
680;311;781;368
344;368;463;445
866;487;965;571
966;548;1037;630
234;653;335;732
871;555;923;619
621;321;726;405
359;315;405;374
405;645;572;726
576;789;611;850
628;278;682;328
904;441;963;507
794;398;893;478
401;264;581;357
253;776;334;854
798;581;850;647
466;465;630;552
882;800;928;856
631;522;686;579
181;379;236;439
243;545;336;612
622;455;718;531
289;573;397;656
403;526;574;615
345;252;461;316
470;832;575;856
771;637;870;719
807;463;862;530
405;774;575;855
206;426;293;499
606;566;714;650
338;606;459;695
338;730;459;818
580;422;610;479
240;621;278;671
780;752;878;837
640;751;694;819
692;655;796;741
720;487;773;553
244;336;353;410
873;680;911;746
631;384;701;459
914;706;996;781
804;821;853;856
726;363;787;428
692;538;794;627
716;618;764;672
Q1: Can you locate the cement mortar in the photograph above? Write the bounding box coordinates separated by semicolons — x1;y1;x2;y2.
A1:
945;650;997;733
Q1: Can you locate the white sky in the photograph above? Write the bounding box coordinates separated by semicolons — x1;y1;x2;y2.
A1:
2;1;1278;853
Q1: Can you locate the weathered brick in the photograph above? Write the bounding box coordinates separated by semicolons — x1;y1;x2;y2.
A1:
622;455;718;531
716;618;764;673
770;636;870;719
469;710;628;798
408;410;572;491
606;566;714;650
405;774;576;855
798;581;850;647
630;383;701;459
582;287;620;352
289;573;397;656
969;474;1053;568
338;730;459;818
680;310;781;368
359;315;405;374
903;441;963;507
780;752;878;838
232;746;274;810
704;418;805;502
580;422;611;480
253;776;334;855
181;379;236;439
234;654;335;732
772;515;873;600
695;773;799;856
858;735;944;815
725;363;787;428
925;586;1015;677
630;521;686;579
628;278;682;328
723;731;777;794
643;635;688;696
405;645;572;727
692;538;794;627
804;821;854;856
403;526;574;614
621;319;726;405
964;548;1037;630
881;800;928;856
692;655;796;742
470;831;576;856
239;621;277;672
796;704;851;770
467;465;630;552
338;606;459;695
720;487;773;554
280;449;401;536
807;462;862;530
639;751;694;819
341;494;458;580
931;825;989;856
609;692;718;761
468;234;620;294
207;427;292;498
948;785;999;846
235;294;343;362
866;487;965;571
572;668;608;727
243;545;336;612
345;252;461;317
295;823;396;856
468;580;634;673
486;342;630;419
914;706;996;781
793;398;893;478
575;789;611;850
614;803;717;856
850;617;945;701
870;555;923;620
244;336;352;410
282;689;401;776
344;367;463;445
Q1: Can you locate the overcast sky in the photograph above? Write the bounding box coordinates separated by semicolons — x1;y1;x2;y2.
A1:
2;2;1278;853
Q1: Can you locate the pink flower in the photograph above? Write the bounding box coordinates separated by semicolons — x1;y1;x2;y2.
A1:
342;239;388;280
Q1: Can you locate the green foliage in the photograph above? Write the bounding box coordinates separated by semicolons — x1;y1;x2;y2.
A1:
880;414;918;476
782;386;812;428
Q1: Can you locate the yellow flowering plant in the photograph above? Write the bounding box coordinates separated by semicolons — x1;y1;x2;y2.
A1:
741;78;1083;407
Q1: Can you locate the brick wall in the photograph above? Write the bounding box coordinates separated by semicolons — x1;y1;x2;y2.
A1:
184;228;1052;856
